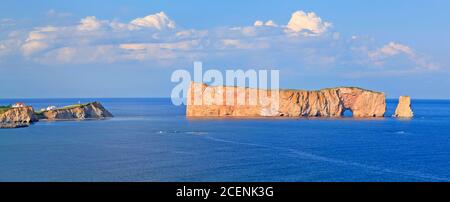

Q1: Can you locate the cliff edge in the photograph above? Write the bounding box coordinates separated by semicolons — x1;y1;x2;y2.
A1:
187;82;386;118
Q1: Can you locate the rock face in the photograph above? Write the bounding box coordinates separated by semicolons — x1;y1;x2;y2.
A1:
0;107;38;128
394;96;413;118
187;82;386;117
39;102;113;120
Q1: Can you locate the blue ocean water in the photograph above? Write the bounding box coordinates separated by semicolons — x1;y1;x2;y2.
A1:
0;98;450;182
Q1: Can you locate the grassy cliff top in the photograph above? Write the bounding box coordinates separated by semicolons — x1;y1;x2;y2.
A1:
0;106;11;115
60;102;100;109
281;86;379;92
319;86;383;94
58;103;86;110
46;102;96;111
193;82;384;94
34;102;96;115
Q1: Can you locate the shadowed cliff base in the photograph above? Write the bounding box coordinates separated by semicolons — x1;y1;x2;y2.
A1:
187;82;386;118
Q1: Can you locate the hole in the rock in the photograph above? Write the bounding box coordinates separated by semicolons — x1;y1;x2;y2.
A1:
342;109;353;117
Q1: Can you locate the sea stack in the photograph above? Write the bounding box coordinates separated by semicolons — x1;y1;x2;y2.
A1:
186;82;386;118
394;96;413;118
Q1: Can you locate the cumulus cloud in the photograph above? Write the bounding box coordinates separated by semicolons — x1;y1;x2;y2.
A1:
286;11;332;35
128;12;176;30
0;10;440;74
254;20;278;27
21;26;58;56
77;16;102;31
5;10;333;62
108;11;176;32
254;20;264;27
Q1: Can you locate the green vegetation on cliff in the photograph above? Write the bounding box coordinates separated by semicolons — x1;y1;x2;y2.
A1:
34;103;92;114
59;103;85;110
33;103;86;117
33;102;99;117
34;110;44;117
0;106;11;115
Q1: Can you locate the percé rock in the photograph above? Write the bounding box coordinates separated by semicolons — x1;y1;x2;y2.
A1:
394;96;413;118
187;82;386;117
39;102;113;120
0;107;38;128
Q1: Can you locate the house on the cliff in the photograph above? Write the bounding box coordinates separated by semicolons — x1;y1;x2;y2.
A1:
11;102;26;108
46;106;56;111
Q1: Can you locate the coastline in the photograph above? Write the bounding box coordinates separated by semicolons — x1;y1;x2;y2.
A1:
0;102;113;129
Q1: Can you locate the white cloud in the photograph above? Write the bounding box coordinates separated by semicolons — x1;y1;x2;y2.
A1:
128;12;175;30
0;10;440;74
369;42;413;58
77;16;102;31
265;20;277;27
21;26;58;56
254;20;277;27
120;40;200;51
21;41;48;56
368;42;437;70
220;39;262;50
6;10;333;62
54;47;76;63
0;31;23;57
286;11;332;35
117;40;202;62
108;12;176;32
254;20;264;27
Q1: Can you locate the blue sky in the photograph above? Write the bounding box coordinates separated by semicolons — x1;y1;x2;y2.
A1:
1;0;450;98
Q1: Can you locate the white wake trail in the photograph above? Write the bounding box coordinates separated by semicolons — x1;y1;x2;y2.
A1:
201;135;449;182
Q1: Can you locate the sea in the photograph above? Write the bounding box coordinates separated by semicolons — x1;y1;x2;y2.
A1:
0;98;450;182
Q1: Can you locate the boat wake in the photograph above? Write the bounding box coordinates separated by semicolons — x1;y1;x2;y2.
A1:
199;135;449;182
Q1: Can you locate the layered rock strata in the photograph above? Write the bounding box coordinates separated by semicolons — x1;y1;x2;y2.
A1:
187;82;386;118
1;102;113;128
39;102;113;120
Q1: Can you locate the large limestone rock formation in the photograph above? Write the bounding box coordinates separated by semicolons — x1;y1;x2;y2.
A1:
0;107;38;128
186;82;386;118
39;102;113;120
394;96;413;118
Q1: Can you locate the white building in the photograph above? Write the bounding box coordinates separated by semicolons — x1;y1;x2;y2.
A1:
11;102;26;108
46;106;57;111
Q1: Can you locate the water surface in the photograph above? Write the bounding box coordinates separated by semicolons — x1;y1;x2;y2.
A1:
1;98;449;182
